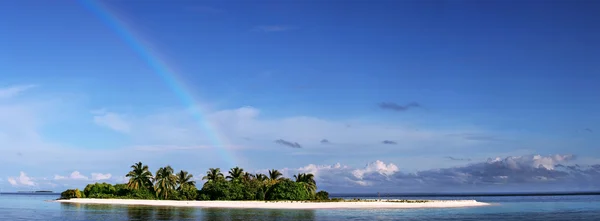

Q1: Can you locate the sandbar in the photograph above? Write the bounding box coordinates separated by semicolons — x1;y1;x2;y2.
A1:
56;199;491;209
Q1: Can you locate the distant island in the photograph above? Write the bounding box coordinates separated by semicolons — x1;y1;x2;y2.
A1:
18;191;53;193
57;162;489;209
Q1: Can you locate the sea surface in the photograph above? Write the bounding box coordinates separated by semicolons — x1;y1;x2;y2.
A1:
1;193;600;220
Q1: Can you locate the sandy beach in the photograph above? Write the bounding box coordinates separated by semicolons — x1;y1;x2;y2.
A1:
56;199;490;209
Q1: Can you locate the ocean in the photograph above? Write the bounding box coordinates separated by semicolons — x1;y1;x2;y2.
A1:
1;193;600;220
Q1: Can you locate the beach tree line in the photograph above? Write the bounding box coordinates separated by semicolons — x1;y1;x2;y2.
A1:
61;162;330;201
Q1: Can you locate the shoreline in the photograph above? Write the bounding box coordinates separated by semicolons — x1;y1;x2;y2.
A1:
56;199;491;209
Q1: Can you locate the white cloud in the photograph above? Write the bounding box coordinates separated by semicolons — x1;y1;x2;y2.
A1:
54;171;88;180
487;154;574;170
276;161;397;188
269;154;600;192
1;84;595;193
7;172;36;186
112;176;129;184
91;173;112;181
0;85;36;99
351;160;399;179
93;111;131;133
53;171;112;181
70;171;88;180
7;178;17;186
2;154;599;192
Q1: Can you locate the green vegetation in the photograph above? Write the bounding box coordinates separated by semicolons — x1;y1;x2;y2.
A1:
60;161;331;201
60;189;82;199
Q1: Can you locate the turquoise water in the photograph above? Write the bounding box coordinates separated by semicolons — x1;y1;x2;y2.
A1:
1;194;600;220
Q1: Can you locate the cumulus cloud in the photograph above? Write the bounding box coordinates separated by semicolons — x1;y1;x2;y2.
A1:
0;85;36;99
93;111;131;133
5;86;582;193
53;171;112;181
54;171;89;180
446;156;472;161
275;154;600;192
382;140;397;145
7;172;36;186
378;102;420;112
352;160;399;180
91;173;112;181
275;139;302;148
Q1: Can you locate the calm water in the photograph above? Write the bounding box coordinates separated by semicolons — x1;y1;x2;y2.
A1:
1;194;600;220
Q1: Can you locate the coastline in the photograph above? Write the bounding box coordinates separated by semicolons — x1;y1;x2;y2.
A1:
56;198;491;209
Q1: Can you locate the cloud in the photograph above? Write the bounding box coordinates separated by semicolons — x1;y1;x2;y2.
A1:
0;85;36;99
7;172;36;186
2;86;562;192
7;178;17;185
320;139;330;144
446;156;472;161
382;140;397;145
378;102;420;112
91;173;112;181
275;139;302;148
93;111;131;133
53;171;112;181
254;25;294;32
276;154;599;192
81;105;493;157
5;153;598;192
54;171;88;180
352;160;399;180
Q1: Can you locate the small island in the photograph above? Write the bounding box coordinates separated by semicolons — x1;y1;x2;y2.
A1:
57;162;489;209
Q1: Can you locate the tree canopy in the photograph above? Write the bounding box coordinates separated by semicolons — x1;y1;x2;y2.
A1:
61;162;330;202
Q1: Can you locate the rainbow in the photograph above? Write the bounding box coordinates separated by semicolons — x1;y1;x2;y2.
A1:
79;0;237;168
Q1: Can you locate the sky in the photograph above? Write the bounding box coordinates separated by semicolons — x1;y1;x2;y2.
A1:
1;0;599;193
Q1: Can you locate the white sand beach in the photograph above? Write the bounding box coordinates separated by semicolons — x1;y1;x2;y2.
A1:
56;199;490;209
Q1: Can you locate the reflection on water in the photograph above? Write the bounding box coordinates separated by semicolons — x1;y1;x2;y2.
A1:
60;203;316;221
202;208;316;221
177;207;196;220
126;206;153;221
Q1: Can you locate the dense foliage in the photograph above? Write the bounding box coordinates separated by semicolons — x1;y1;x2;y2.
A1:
60;189;82;199
60;161;330;201
315;191;330;200
265;179;311;200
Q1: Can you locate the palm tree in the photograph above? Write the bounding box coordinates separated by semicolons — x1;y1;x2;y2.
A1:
241;172;254;182
176;170;196;191
267;169;283;185
125;162;153;190
154;166;177;199
202;168;224;182
226;167;245;182
294;173;317;195
255;173;268;182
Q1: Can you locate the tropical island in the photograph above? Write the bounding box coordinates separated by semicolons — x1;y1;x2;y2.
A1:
57;162;490;209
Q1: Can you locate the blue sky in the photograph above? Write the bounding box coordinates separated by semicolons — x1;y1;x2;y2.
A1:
1;0;599;192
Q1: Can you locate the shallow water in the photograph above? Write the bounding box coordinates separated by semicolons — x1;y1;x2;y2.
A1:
1;194;600;220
